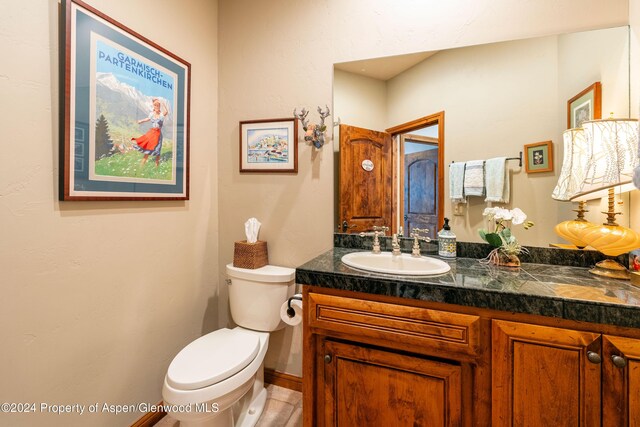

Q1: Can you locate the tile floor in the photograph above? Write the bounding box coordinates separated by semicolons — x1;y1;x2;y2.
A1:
154;384;302;427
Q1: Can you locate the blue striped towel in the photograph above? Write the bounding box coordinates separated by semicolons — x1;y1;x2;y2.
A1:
464;160;485;197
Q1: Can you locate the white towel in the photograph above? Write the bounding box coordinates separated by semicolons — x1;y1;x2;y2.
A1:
485;157;510;203
464;160;485;197
449;162;466;203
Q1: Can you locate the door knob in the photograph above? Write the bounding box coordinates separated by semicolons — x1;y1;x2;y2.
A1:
324;354;332;364
341;221;356;232
611;355;627;368
587;351;602;364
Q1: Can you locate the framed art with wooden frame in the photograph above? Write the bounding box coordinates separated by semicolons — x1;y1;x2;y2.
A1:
567;82;601;129
524;141;553;174
60;0;191;201
239;118;298;173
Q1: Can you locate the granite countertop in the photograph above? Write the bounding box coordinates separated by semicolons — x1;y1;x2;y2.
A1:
296;247;640;329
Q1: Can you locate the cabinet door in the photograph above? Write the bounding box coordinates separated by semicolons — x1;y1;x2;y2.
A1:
323;340;462;426
603;335;640;427
492;320;601;427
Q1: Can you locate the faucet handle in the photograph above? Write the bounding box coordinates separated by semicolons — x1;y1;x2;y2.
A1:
411;228;431;242
372;225;389;235
411;227;429;236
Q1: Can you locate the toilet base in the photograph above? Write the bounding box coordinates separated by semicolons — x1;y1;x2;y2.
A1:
235;386;267;427
176;382;267;427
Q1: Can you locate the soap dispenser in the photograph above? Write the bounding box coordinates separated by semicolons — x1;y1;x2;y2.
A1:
438;218;456;258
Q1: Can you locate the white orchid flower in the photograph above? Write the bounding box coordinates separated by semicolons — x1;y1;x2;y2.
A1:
482;207;496;217
510;207;527;225
494;207;512;221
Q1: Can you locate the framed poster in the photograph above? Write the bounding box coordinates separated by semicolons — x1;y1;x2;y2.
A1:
567;82;601;129
60;0;191;200
239;118;298;173
524;140;553;174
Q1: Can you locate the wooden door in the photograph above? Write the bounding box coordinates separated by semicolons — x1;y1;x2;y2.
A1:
339;124;392;233
403;140;439;238
602;335;640;427
492;320;602;427
323;339;462;426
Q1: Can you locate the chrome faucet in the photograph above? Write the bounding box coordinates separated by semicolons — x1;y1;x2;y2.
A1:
410;228;431;257
359;225;388;254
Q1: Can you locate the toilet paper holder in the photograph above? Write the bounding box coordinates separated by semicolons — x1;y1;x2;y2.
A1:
286;295;303;318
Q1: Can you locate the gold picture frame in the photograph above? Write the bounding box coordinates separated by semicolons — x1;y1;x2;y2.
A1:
567;82;602;129
524;141;553;174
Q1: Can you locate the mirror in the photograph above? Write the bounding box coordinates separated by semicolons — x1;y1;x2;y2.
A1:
333;26;632;247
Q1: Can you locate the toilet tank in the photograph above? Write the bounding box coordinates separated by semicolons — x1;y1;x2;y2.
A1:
226;264;296;332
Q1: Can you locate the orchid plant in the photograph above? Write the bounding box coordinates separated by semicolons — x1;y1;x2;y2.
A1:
478;207;534;257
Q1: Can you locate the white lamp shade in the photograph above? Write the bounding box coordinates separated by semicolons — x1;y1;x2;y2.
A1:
570;118;639;201
552;128;588;201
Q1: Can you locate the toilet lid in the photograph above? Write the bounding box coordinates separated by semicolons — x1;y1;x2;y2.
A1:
167;328;260;390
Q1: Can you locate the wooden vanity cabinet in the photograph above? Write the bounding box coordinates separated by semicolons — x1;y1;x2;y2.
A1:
492;320;602;426
304;290;490;426
600;335;640;426
322;339;463;426
303;287;640;426
493;320;640;427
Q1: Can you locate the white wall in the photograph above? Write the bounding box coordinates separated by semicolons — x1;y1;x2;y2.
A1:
0;1;218;426
218;0;629;376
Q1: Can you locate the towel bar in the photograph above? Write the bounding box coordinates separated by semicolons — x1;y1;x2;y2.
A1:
450;152;522;168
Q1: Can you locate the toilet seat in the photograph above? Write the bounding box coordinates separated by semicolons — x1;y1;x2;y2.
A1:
167;328;260;390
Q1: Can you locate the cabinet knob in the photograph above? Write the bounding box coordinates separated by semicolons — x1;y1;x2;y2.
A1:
587;351;602;364
324;354;332;364
612;355;627;369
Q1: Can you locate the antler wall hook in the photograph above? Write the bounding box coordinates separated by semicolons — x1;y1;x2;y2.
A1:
293;105;331;148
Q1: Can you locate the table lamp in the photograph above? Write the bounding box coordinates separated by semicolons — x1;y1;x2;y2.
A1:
570;118;640;279
552;127;594;248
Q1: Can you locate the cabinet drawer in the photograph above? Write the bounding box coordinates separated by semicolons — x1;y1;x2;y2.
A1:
308;293;481;357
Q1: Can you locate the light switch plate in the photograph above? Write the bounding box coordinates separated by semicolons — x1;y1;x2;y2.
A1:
453;203;464;216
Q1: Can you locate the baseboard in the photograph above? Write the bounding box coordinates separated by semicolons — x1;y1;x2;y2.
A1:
264;368;303;393
130;400;166;427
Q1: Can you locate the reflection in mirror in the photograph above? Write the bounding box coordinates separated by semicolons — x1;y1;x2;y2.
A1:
401;124;439;238
333;25;632;247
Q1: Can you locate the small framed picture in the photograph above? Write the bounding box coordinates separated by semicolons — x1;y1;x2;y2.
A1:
567;82;602;129
239;118;298;173
524;141;553;173
629;250;640;272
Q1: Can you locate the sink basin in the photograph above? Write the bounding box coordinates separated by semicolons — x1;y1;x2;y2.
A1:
341;252;451;276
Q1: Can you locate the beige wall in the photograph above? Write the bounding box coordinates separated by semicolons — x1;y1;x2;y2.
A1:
632;0;640;230
0;1;218;426
388;35;559;244
218;0;629;376
333;69;387;135
1;1;635;424
335;26;634;245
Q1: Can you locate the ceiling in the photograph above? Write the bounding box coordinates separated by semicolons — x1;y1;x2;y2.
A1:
334;51;438;81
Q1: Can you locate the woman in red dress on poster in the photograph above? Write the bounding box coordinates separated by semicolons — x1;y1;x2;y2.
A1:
131;98;169;167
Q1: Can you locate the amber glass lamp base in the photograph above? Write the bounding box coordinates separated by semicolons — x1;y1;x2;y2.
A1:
554;220;593;248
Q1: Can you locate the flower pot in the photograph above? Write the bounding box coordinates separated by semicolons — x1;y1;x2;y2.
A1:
481;247;521;267
494;252;520;267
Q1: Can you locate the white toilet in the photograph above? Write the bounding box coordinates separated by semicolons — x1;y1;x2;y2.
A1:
162;264;296;427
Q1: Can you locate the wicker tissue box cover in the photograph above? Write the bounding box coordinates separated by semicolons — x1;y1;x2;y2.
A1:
233;240;268;269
